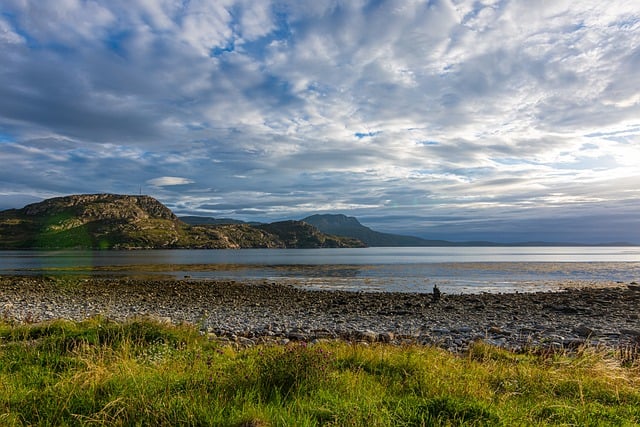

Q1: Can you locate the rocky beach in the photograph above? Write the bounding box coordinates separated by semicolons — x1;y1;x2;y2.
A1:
1;276;639;353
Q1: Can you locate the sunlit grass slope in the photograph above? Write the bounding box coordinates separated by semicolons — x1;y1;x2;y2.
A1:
0;317;639;426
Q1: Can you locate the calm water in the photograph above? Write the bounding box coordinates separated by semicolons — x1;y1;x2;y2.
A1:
1;247;639;294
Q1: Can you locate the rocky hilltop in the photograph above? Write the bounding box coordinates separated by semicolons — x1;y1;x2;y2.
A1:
0;194;364;249
21;194;178;221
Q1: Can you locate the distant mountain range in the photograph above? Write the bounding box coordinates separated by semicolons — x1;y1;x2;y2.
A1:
300;214;456;246
184;214;469;246
300;214;636;247
0;194;364;249
186;213;635;247
0;194;634;249
180;216;262;226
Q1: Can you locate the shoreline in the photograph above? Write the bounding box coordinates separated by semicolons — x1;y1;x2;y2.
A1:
1;276;639;353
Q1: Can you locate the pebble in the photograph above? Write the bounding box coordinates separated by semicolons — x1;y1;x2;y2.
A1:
0;276;639;353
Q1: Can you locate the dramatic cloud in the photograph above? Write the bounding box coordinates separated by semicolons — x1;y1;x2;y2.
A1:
0;0;639;243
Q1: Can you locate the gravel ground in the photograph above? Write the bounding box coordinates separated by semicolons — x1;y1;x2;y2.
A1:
1;276;640;353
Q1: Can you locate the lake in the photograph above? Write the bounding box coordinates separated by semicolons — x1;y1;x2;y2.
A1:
1;247;639;294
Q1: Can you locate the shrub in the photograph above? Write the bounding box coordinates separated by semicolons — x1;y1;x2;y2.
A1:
253;342;333;400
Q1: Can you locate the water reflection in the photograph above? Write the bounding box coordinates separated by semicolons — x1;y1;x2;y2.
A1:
1;248;639;294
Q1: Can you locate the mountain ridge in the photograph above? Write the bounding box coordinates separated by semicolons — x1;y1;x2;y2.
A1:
180;216;262;226
0;194;364;249
182;213;637;247
301;214;457;246
0;195;634;248
300;214;637;247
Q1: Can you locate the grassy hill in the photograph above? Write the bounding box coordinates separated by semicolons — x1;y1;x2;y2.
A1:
258;220;365;248
0;195;364;249
0;194;183;249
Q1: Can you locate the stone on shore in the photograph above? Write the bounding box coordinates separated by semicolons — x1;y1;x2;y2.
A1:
0;276;638;353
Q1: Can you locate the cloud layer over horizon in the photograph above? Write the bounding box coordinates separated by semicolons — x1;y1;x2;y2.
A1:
1;0;639;243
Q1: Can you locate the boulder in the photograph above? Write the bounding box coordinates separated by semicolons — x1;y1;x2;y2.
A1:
572;325;595;337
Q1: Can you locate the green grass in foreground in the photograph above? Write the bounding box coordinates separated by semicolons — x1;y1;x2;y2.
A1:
0;318;639;426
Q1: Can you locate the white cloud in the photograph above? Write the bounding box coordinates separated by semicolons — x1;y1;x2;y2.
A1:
0;0;639;242
0;16;24;44
179;0;235;55
146;177;195;187
237;0;275;41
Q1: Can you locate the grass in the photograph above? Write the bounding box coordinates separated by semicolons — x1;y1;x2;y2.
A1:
0;318;639;426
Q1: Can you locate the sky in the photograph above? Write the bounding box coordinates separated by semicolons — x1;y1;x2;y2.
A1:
1;0;639;244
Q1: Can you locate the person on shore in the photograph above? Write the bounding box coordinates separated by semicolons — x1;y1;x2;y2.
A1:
432;284;441;302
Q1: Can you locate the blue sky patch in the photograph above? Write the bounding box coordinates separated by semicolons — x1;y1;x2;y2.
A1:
354;131;381;139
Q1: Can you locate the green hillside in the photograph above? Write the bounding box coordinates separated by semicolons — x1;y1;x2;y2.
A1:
0;195;364;249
